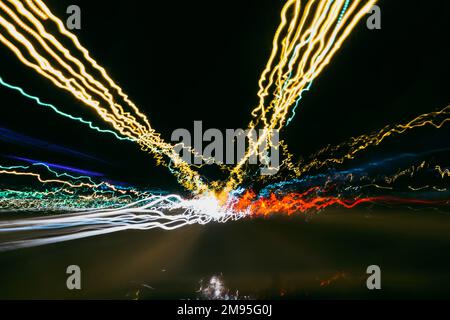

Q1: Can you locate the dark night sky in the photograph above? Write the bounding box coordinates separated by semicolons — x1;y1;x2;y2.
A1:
0;0;449;191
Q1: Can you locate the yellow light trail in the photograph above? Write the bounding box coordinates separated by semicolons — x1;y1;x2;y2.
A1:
436;165;450;179
222;0;378;195
289;105;450;177
6;0;154;136
31;0;152;129
0;169;117;190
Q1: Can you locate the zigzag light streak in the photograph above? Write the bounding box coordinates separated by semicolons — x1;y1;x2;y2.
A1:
289;105;450;177
0;76;133;141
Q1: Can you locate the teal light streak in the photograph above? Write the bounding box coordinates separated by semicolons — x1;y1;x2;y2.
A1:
0;76;134;142
286;0;351;126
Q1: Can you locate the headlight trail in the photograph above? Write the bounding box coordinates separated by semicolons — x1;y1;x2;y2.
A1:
0;193;248;251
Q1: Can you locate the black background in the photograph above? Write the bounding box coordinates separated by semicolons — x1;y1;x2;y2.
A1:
1;1;450;301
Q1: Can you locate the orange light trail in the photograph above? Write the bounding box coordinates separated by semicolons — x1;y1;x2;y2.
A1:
233;189;445;216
